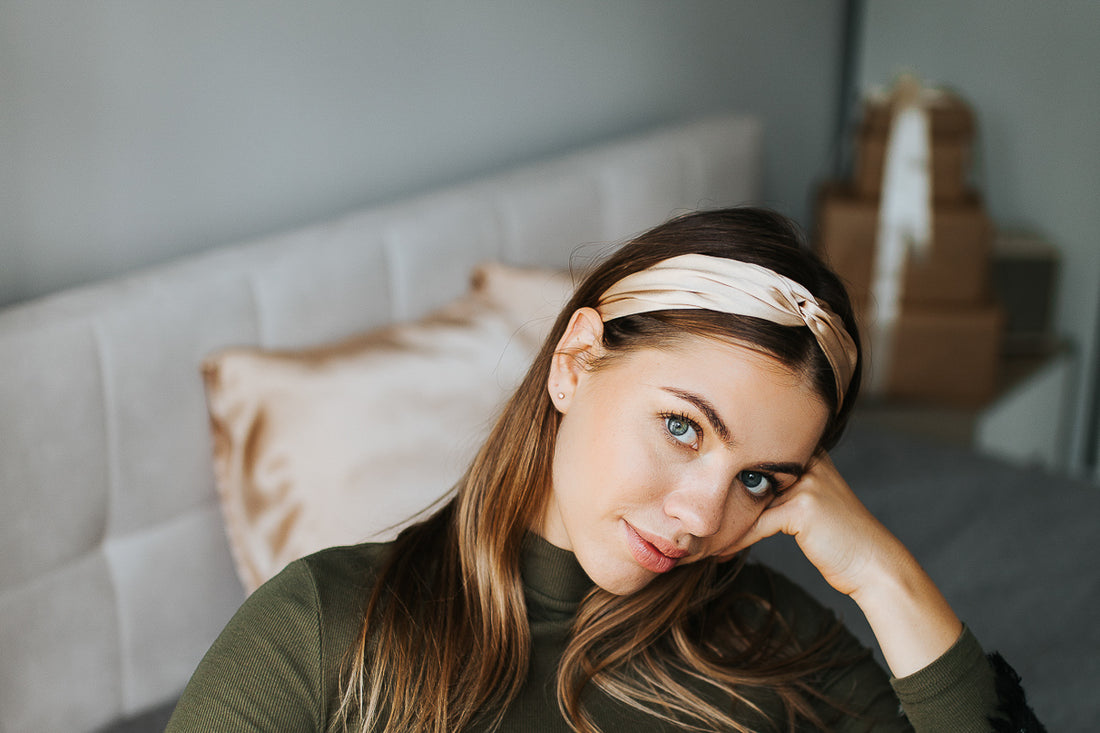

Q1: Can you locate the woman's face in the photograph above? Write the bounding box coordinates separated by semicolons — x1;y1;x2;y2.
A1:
542;308;829;595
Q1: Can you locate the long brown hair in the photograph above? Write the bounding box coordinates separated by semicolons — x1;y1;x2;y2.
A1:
334;207;863;732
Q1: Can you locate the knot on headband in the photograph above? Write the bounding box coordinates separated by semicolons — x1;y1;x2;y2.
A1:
596;253;857;410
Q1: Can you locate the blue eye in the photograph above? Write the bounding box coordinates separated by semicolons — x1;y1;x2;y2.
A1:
665;415;699;446
739;470;773;496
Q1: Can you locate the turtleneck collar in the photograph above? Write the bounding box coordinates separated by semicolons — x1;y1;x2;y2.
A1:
521;532;595;622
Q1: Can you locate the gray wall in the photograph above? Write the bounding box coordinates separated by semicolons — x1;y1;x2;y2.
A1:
0;1;844;307
857;0;1100;472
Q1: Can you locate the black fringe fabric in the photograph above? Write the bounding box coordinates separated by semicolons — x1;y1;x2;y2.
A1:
987;653;1047;733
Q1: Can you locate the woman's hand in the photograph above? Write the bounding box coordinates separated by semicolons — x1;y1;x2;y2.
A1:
728;451;899;596
729;452;964;679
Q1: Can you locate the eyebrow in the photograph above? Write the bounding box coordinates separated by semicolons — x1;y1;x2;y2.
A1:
754;461;807;479
660;386;807;476
661;387;733;445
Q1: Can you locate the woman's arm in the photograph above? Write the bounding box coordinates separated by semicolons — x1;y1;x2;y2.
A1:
731;451;961;677
732;453;1051;731
726;452;1045;731
166;560;325;732
745;561;998;732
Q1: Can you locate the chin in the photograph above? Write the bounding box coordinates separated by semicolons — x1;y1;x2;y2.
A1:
593;577;651;596
599;579;652;596
581;556;657;596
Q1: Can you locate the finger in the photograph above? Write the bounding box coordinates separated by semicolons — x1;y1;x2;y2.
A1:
802;450;842;485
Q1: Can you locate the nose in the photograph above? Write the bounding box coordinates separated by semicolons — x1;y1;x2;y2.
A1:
662;470;730;539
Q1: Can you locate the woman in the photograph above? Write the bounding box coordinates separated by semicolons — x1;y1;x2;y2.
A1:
168;208;1041;732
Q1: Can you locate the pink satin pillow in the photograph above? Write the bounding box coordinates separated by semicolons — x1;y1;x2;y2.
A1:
202;263;573;592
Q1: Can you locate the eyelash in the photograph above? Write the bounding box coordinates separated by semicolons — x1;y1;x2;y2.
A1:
659;411;703;449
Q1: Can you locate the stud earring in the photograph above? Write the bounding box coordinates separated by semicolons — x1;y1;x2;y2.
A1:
557;392;565;400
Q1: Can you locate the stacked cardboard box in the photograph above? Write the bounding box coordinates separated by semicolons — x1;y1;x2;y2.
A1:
853;93;976;202
816;91;1003;406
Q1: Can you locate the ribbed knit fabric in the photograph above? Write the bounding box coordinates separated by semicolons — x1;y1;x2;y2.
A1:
891;629;999;732
167;535;1000;731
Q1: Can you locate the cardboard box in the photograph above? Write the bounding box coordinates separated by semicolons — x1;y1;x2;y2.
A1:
859;90;975;139
860;303;1004;406
855;90;975;202
815;185;992;309
854;131;971;201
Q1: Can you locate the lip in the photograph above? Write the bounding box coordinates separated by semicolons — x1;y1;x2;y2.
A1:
623;521;688;574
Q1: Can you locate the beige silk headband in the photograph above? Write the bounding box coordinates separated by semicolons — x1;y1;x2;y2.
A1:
596;253;858;409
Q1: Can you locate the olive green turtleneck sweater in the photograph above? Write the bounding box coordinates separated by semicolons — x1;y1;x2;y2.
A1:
167;535;999;731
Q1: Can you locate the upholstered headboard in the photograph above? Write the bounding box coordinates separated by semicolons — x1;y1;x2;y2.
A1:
0;114;762;732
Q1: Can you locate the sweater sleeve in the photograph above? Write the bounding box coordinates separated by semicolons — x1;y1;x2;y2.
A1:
819;624;1001;732
166;559;325;732
890;626;1000;732
758;566;1002;732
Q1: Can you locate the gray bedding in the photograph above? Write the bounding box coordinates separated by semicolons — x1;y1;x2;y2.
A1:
107;423;1097;731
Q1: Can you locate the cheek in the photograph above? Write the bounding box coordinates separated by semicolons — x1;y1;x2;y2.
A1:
712;498;770;551
552;411;622;506
570;405;644;467
556;419;668;518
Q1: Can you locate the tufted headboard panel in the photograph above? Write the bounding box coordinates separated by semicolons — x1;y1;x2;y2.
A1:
0;114;761;732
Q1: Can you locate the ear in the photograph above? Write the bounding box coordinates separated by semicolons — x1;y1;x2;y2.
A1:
547;307;604;413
